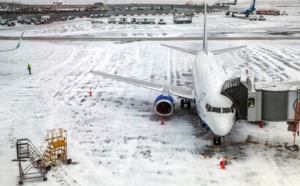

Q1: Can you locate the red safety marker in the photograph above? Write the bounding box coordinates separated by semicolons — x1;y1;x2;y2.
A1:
260;121;264;128
221;159;226;169
161;117;164;125
89;90;92;97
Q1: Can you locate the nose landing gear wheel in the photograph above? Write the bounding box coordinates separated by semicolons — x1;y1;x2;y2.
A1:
213;136;221;145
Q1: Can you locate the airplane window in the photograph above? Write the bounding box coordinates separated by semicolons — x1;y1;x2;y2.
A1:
223;107;232;113
248;98;255;108
205;103;212;111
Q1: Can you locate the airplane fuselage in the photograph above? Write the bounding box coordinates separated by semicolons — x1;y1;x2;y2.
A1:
228;0;256;15
229;7;256;15
192;51;236;136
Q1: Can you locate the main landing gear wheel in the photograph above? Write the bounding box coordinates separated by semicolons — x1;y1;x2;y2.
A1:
213;136;221;145
67;159;72;164
180;99;191;109
46;165;51;171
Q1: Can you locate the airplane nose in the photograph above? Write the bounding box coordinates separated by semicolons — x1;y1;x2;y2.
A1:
212;115;235;136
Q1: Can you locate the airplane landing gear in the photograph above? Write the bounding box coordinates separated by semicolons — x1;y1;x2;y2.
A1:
232;13;235;17
213;136;221;145
180;99;191;109
225;11;230;16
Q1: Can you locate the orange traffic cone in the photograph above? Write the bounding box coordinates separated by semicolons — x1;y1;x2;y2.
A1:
221;159;226;169
89;90;92;97
161;117;164;125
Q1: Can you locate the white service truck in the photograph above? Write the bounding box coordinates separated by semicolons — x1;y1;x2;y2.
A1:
158;19;166;25
17;16;22;23
108;17;117;24
173;15;192;24
131;18;155;24
119;17;130;24
248;15;258;21
249;15;266;21
41;15;51;24
1;19;8;25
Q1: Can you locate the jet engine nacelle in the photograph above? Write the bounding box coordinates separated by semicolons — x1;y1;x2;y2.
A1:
154;94;174;116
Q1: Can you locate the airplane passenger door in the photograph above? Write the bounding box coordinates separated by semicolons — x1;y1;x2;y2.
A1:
197;93;207;119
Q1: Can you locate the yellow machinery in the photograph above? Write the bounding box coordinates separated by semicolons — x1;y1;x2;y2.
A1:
40;128;72;171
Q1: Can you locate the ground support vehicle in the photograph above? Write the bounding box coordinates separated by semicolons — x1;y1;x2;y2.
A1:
17;16;22;23
68;16;75;20
158;19;166;25
7;21;15;26
119;18;130;24
258;15;266;21
25;19;31;24
249;15;258;21
0;19;8;25
173;15;192;24
108;17;117;24
131;18;155;24
91;20;104;24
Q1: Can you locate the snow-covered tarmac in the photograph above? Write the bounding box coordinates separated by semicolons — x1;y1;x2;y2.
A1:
1;4;300;186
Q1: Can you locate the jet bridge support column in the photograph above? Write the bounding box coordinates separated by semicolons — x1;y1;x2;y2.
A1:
288;101;300;145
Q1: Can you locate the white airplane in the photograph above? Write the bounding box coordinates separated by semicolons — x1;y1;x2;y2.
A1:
91;4;246;145
0;32;23;52
226;0;256;17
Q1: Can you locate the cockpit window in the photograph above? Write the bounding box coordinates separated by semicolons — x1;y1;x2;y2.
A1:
212;107;221;113
205;103;212;112
205;103;233;113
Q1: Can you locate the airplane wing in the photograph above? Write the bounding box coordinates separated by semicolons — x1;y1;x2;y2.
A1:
161;44;198;55
162;44;246;55
0;32;24;53
90;70;194;100
211;45;246;55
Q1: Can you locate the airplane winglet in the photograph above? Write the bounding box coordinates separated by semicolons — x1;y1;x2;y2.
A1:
0;32;24;52
15;32;24;49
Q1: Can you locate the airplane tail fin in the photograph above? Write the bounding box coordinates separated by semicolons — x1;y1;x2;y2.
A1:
203;3;208;54
249;0;256;9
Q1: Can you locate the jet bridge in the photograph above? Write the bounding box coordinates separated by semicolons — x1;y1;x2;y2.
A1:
221;71;300;123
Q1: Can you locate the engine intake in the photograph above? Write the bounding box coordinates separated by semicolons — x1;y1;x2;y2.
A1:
154;94;174;116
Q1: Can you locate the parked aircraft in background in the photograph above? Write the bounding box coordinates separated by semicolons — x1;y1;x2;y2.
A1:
0;32;23;52
91;4;246;145
226;0;256;17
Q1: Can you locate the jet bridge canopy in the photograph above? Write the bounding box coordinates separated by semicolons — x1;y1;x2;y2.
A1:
221;77;248;120
223;71;300;122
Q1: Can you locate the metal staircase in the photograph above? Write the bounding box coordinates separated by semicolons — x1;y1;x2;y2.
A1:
40;128;72;171
16;139;47;185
